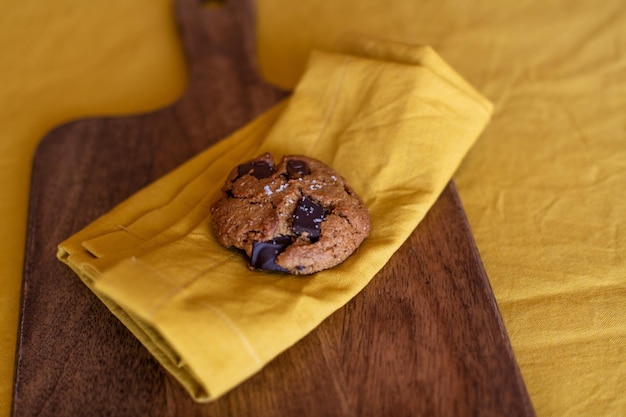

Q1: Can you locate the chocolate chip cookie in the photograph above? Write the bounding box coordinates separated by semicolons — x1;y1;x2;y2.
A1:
211;153;371;275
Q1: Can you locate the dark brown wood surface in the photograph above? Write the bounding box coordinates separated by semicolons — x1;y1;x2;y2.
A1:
12;0;535;415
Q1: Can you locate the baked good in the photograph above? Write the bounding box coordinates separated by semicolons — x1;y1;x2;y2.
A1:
211;153;371;275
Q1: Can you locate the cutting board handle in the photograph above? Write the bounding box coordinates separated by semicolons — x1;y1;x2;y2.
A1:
175;0;269;93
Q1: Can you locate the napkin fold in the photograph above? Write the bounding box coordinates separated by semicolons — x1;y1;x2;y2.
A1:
58;38;493;401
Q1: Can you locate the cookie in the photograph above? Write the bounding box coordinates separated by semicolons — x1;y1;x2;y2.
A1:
211;153;371;275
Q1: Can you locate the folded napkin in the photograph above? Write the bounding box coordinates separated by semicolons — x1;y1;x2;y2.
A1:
58;38;493;401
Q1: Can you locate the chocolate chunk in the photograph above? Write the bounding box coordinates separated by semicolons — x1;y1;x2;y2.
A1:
236;161;274;180
286;159;310;179
250;236;292;272
292;197;327;241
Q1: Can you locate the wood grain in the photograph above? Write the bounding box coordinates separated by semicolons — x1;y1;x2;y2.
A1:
12;0;534;415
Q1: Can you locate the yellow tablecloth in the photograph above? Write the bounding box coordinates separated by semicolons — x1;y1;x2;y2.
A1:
1;0;624;415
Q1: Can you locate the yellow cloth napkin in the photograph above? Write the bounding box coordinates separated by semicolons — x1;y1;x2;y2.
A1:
58;39;492;401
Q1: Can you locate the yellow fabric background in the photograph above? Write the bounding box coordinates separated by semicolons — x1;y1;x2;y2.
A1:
1;0;624;415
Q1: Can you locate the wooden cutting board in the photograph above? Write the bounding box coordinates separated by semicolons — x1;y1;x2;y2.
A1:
12;0;534;415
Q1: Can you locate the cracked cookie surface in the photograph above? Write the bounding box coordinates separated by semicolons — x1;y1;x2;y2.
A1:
211;153;371;275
